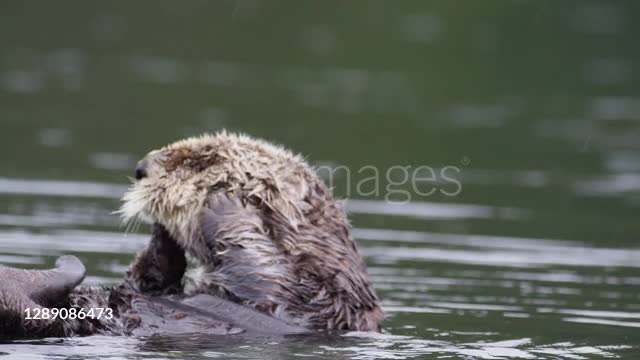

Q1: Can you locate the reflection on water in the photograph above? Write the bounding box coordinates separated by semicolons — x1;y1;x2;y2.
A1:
0;334;635;360
1;0;640;359
0;175;639;358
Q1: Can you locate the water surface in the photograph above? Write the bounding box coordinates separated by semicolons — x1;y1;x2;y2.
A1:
1;1;639;359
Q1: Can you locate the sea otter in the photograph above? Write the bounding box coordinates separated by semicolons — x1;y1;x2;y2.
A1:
120;131;383;331
0;131;382;338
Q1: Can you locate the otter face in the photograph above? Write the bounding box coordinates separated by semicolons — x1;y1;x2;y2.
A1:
120;132;313;244
119;136;228;241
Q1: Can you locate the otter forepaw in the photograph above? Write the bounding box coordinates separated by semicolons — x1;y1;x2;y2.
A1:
126;224;186;295
200;192;247;241
207;192;246;216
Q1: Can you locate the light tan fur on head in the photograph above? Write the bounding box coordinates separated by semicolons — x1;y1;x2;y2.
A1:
120;131;311;246
120;130;383;331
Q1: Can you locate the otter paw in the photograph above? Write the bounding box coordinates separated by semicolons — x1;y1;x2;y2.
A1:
199;193;245;240
206;192;246;217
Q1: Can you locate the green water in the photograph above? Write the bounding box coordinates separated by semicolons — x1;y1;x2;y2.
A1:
1;1;639;358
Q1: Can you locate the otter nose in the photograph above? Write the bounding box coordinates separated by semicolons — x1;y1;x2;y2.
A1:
135;160;148;180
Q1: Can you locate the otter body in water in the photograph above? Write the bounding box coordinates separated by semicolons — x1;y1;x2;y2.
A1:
121;131;383;331
0;228;306;339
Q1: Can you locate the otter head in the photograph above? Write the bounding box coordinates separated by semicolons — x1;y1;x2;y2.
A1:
119;132;312;244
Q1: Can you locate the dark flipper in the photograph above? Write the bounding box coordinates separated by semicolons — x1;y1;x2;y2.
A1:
0;256;86;338
29;256;86;307
0;255;85;307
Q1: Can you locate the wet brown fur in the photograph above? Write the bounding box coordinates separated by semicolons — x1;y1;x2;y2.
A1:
121;131;384;331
